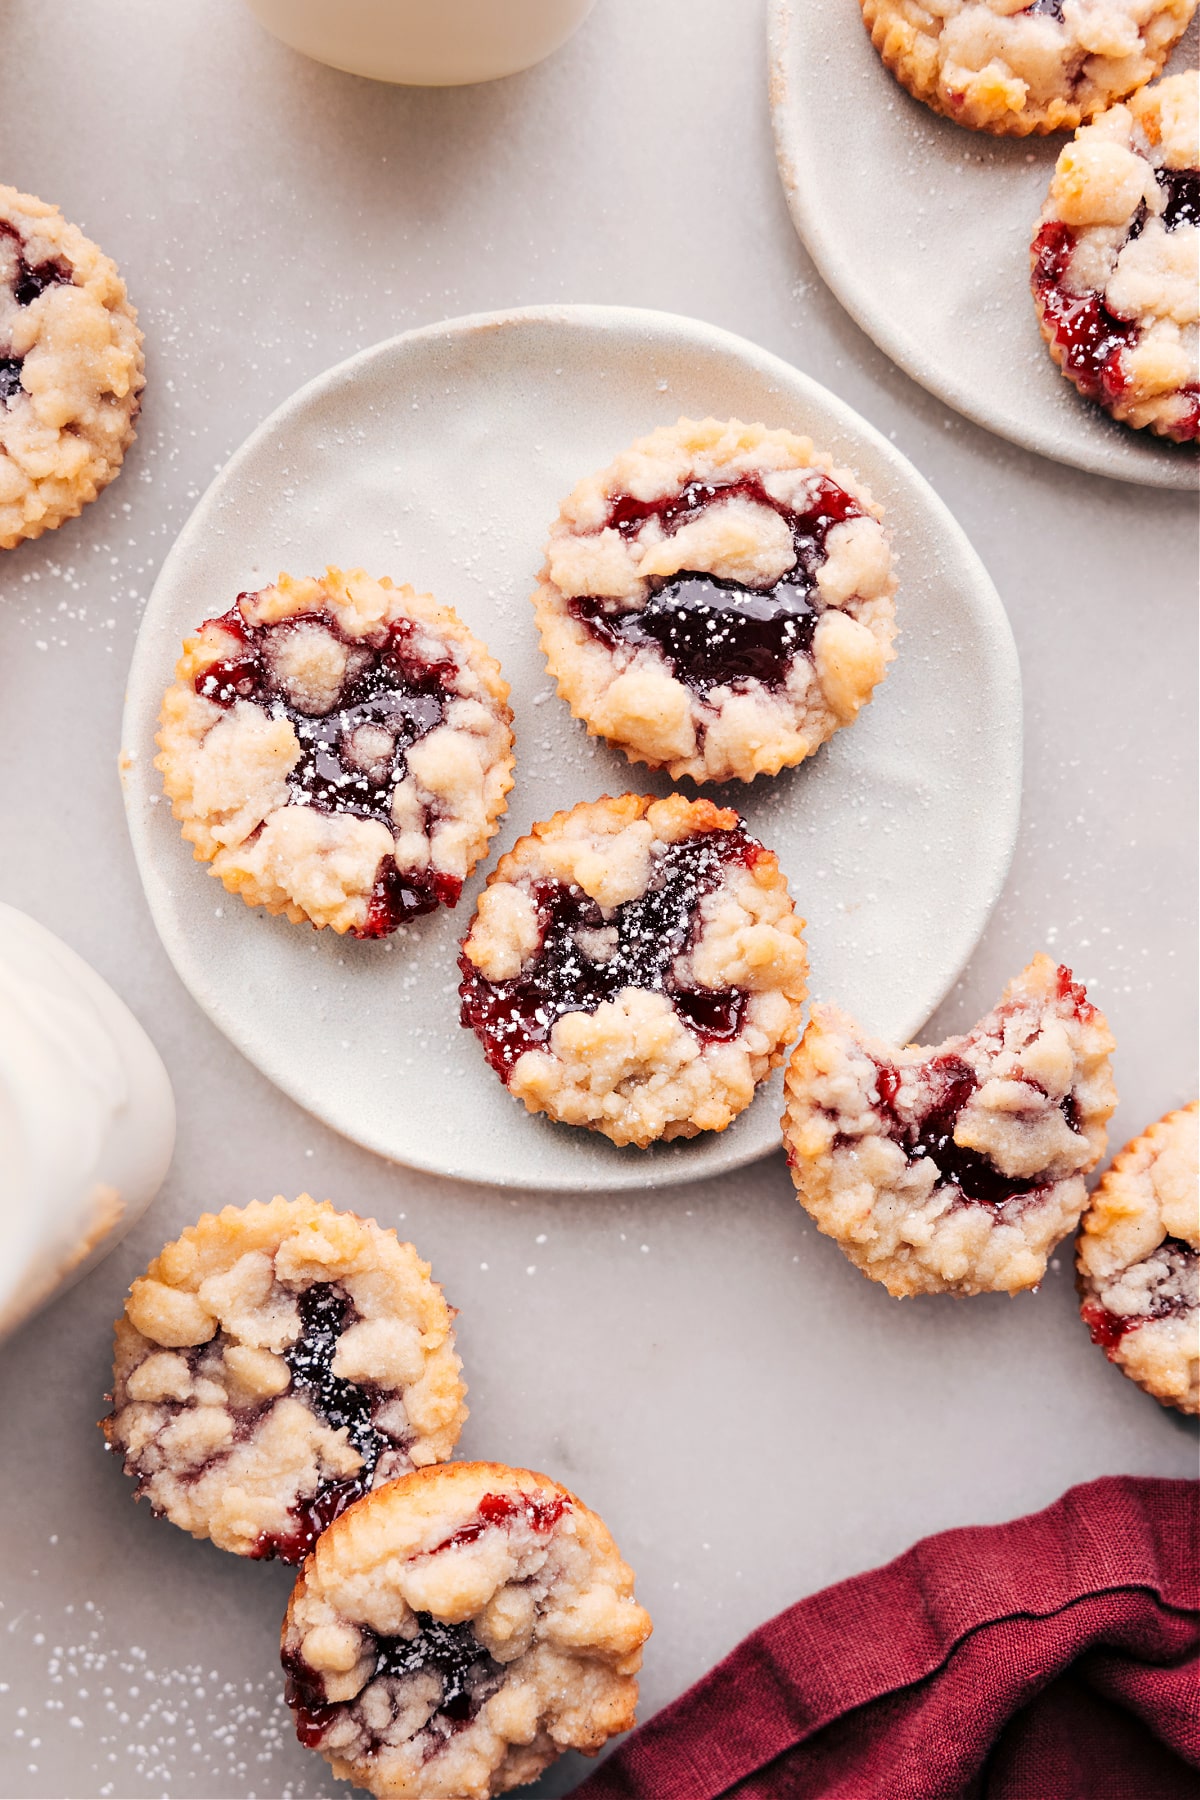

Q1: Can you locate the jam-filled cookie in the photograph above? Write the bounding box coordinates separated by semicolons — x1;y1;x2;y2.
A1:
280;1461;652;1800
1078;1102;1198;1412
459;794;808;1147
156;568;514;937
1031;73;1199;441
102;1196;467;1561
861;0;1195;137
0;184;144;550
782;956;1117;1296
532;419;896;785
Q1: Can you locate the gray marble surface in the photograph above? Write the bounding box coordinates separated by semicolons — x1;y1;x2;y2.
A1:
0;3;1195;1796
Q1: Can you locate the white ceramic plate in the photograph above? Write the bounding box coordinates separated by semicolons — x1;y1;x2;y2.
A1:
121;304;1021;1191
769;0;1200;490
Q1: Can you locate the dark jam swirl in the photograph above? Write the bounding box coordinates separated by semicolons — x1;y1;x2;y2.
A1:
282;1495;565;1750
569;475;864;695
0;222;73;402
460;827;762;1081
195;599;462;937
863;970;1090;1210
251;1282;403;1565
1082;1238;1199;1354
284;1614;502;1750
1;219;74;309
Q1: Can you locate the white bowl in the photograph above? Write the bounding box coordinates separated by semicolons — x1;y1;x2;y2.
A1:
242;0;597;86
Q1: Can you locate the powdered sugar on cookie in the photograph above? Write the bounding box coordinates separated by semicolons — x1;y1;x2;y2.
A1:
532;419;896;785
103;1196;467;1560
156;568;514;937
782;955;1117;1296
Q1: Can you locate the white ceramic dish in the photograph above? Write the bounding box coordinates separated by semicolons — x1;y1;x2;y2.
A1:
121;304;1021;1192
241;0;596;87
769;0;1200;491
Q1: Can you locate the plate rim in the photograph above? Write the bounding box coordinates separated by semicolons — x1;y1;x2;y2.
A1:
767;0;1200;494
120;300;1023;1192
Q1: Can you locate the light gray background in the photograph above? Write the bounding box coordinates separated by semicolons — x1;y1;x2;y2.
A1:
0;3;1196;1797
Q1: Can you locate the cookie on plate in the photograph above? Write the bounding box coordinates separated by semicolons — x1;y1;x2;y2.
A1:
1;184;144;550
102;1196;467;1561
860;0;1195;137
459;793;808;1147
781;955;1117;1296
1030;73;1199;441
532;418;895;785
280;1461;652;1800
156;568;514;937
1077;1101;1198;1412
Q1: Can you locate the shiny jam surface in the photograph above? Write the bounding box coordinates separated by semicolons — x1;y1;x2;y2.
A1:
459;828;761;1080
194;601;461;937
249;1282;397;1565
284;1613;502;1749
1031;221;1136;403
569;474;864;694
860;966;1093;1208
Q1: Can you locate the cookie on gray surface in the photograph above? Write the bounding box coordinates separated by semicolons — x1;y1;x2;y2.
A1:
1078;1101;1198;1412
102;1196;467;1560
0;183;143;549
281;1461;652;1800
782;955;1117;1296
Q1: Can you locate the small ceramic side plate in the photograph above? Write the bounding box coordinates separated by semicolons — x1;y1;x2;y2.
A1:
120;304;1021;1192
769;0;1199;490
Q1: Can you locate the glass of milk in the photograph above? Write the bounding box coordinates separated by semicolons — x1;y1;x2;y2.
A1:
242;0;598;85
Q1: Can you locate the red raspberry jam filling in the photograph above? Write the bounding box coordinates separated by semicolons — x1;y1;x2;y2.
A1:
1082;1238;1199;1354
569;475;864;694
285;1614;503;1752
460;827;763;1080
850;965;1093;1208
1032;221;1138;405
425;1490;569;1556
242;1281;410;1565
195;599;463;937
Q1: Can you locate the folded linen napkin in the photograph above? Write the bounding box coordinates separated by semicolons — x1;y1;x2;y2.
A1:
574;1476;1199;1800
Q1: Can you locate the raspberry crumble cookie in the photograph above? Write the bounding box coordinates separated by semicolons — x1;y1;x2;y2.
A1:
281;1461;652;1799
532;419;896;785
1031;72;1200;441
1077;1101;1198;1412
156;568;514;937
782;956;1117;1296
102;1196;467;1561
0;184;143;550
459;793;808;1147
861;0;1195;137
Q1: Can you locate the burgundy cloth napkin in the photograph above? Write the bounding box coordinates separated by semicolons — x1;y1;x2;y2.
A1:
575;1476;1199;1800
